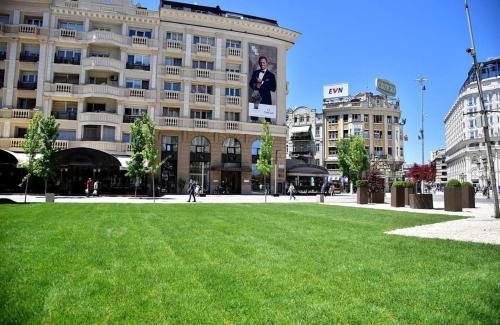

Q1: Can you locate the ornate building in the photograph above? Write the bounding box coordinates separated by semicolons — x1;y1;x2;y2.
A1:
285;106;323;166
0;0;299;194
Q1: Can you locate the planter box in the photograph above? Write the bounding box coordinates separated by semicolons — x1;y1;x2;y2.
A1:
409;194;433;209
404;187;414;206
444;187;462;212
370;192;385;204
391;187;405;207
45;193;55;203
357;187;368;204
317;194;324;203
462;187;475;208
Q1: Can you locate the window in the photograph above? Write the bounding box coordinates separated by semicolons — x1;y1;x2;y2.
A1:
343;114;348;122
387;116;392;124
24;16;43;26
374;130;383;139
126;79;149;89
127;54;150;66
82;125;100;141
393;116;399;124
225;88;241;97
86;103;105;112
122;133;131;143
192;60;214;70
328;115;338;123
57;130;76;141
364;130;369;138
374;147;384;156
226;39;241;48
328;147;337;155
0;14;9;24
191;84;213;94
162;136;178;152
225;112;240;121
193;36;215;46
165;57;182;66
352;114;361;122
22;44;39;55
343;130;349;138
129;28;152;38
387;130;393;139
58;21;84;31
364;114;369;122
469;119;474;128
102;126;115;142
21;73;37;83
329;131;338;140
315;126;320;137
226;64;241;73
164;82;181;92
56;49;81;59
89;51;109;58
373;115;383;123
162;107;180;117
191;110;212;119
388;147;393;156
124;107;147;117
316;143;320;152
354;128;361;136
166;32;183;41
326;163;339;170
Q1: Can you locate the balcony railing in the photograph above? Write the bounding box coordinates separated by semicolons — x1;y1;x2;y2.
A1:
82;57;123;70
162;65;181;76
19;52;39;62
123;115;144;123
226;72;242;82
126;62;150;71
196;44;212;54
45;83;155;100
195;69;212;79
79;111;121;124
164;40;183;50
128;88;145;98
18;81;37;90
58;28;78;38
131;36;148;46
52;111;77;120
162;91;181;101
54;56;80;65
18;24;39;34
191;93;213;104
226;47;241;57
1;137;132;153
9;109;35;119
225;96;241;106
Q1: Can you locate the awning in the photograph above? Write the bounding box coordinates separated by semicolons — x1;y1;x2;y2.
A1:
291;125;311;134
115;156;132;170
286;158;330;177
0;149;31;167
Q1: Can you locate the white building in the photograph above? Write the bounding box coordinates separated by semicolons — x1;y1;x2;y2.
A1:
285;106;323;166
444;57;500;187
430;148;447;187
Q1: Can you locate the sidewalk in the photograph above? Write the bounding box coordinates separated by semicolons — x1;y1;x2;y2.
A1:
1;192;499;245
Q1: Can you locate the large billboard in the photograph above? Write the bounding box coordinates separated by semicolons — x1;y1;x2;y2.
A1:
375;78;396;97
248;43;277;119
323;83;349;99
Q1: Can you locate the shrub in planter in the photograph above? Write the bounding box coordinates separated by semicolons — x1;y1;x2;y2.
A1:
444;179;462;212
367;170;385;203
461;181;475;208
356;180;368;204
404;181;415;206
391;180;405;207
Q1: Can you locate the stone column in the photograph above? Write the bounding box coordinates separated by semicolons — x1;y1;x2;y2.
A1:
214;86;221;119
84;18;90;32
150;53;157;89
13;10;20;24
121;22;127;36
45;42;54;81
36;42;48;108
4;40;18;107
50;14;57;29
79;46;88;84
119;49;127;87
241;39;249;122
42;12;49;28
215;33;223;70
185;32;192;67
3;121;11;138
183;82;190;118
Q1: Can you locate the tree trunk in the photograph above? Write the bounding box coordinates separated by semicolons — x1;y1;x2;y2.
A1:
24;175;30;204
264;175;267;203
134;177;138;197
44;179;48;196
152;172;155;203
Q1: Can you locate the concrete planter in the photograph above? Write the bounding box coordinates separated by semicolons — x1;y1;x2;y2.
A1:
357;187;368;204
370;192;385;204
45;193;55;203
409;194;433;209
404;187;414;206
391;187;405;207
317;194;324;203
462;187;475;208
444;187;462;212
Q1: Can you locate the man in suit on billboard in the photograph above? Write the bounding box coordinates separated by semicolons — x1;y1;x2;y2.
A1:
249;56;276;106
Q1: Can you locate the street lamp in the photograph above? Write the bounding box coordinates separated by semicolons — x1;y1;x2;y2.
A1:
465;0;500;218
416;77;427;193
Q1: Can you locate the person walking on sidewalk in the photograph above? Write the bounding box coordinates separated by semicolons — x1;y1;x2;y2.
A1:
288;183;296;200
85;178;93;197
187;179;197;203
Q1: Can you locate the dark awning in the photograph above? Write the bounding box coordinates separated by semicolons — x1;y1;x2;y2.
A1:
54;148;121;167
286;159;330;177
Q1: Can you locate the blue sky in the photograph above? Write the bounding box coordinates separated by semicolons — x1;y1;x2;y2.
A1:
140;0;500;164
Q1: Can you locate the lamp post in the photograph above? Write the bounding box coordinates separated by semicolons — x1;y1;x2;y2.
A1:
465;0;500;218
416;77;427;193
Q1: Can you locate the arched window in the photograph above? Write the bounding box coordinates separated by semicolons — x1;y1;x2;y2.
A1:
222;138;241;164
251;140;264;192
189;136;211;192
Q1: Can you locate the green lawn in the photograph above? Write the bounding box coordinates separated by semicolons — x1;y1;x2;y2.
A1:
0;203;499;324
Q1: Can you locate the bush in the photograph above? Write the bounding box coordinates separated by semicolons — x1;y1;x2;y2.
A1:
405;181;415;188
366;170;385;193
392;180;406;188
356;180;368;188
446;179;461;188
462;181;473;188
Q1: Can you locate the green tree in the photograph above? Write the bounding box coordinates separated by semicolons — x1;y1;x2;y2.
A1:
35;115;60;195
143;114;165;203
126;118;147;197
337;137;355;181
256;121;274;203
20;112;43;203
347;136;369;181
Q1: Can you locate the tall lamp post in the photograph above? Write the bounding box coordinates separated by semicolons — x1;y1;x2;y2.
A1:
416;77;427;193
465;0;500;218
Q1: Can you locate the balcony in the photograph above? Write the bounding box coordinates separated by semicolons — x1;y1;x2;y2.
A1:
370;153;388;160
195;69;212;79
0;51;6;60
45;83;155;100
0;108;35;119
226;72;243;82
79;111;121;124
52;111;77;120
161;65;182;76
191;93;214;104
18;24;39;35
19;53;39;62
161;91;182;101
54;56;80;65
18;81;37;90
82;57;123;71
164;40;183;51
225;96;241;106
226;47;241;58
126;62;150;71
193;44;215;56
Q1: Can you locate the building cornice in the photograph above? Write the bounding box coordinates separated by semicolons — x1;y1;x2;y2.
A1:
160;9;300;46
51;7;159;25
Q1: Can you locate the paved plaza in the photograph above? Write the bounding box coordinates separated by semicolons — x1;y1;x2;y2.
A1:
1;192;499;245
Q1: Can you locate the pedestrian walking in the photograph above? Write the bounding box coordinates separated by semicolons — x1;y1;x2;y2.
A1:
329;184;335;196
288;183;296;200
93;180;99;196
187;179;197;202
85;178;93;197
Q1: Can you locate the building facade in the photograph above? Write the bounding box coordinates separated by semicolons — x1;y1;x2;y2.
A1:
444;57;500;187
430;148;447;188
285;106;323;166
0;0;299;194
322;92;405;184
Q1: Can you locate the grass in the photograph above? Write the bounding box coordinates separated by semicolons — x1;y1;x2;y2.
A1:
0;203;499;324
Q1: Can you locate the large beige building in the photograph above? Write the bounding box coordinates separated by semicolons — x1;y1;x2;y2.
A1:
322;92;405;184
0;0;299;194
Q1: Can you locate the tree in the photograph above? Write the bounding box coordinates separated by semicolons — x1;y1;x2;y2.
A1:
337;137;354;180
35;115;59;195
256;121;274;203
347;136;369;180
20;112;43;203
143;114;165;203
126;118;147;197
406;164;436;193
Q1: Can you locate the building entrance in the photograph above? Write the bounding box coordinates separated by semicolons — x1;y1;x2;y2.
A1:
221;171;241;194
